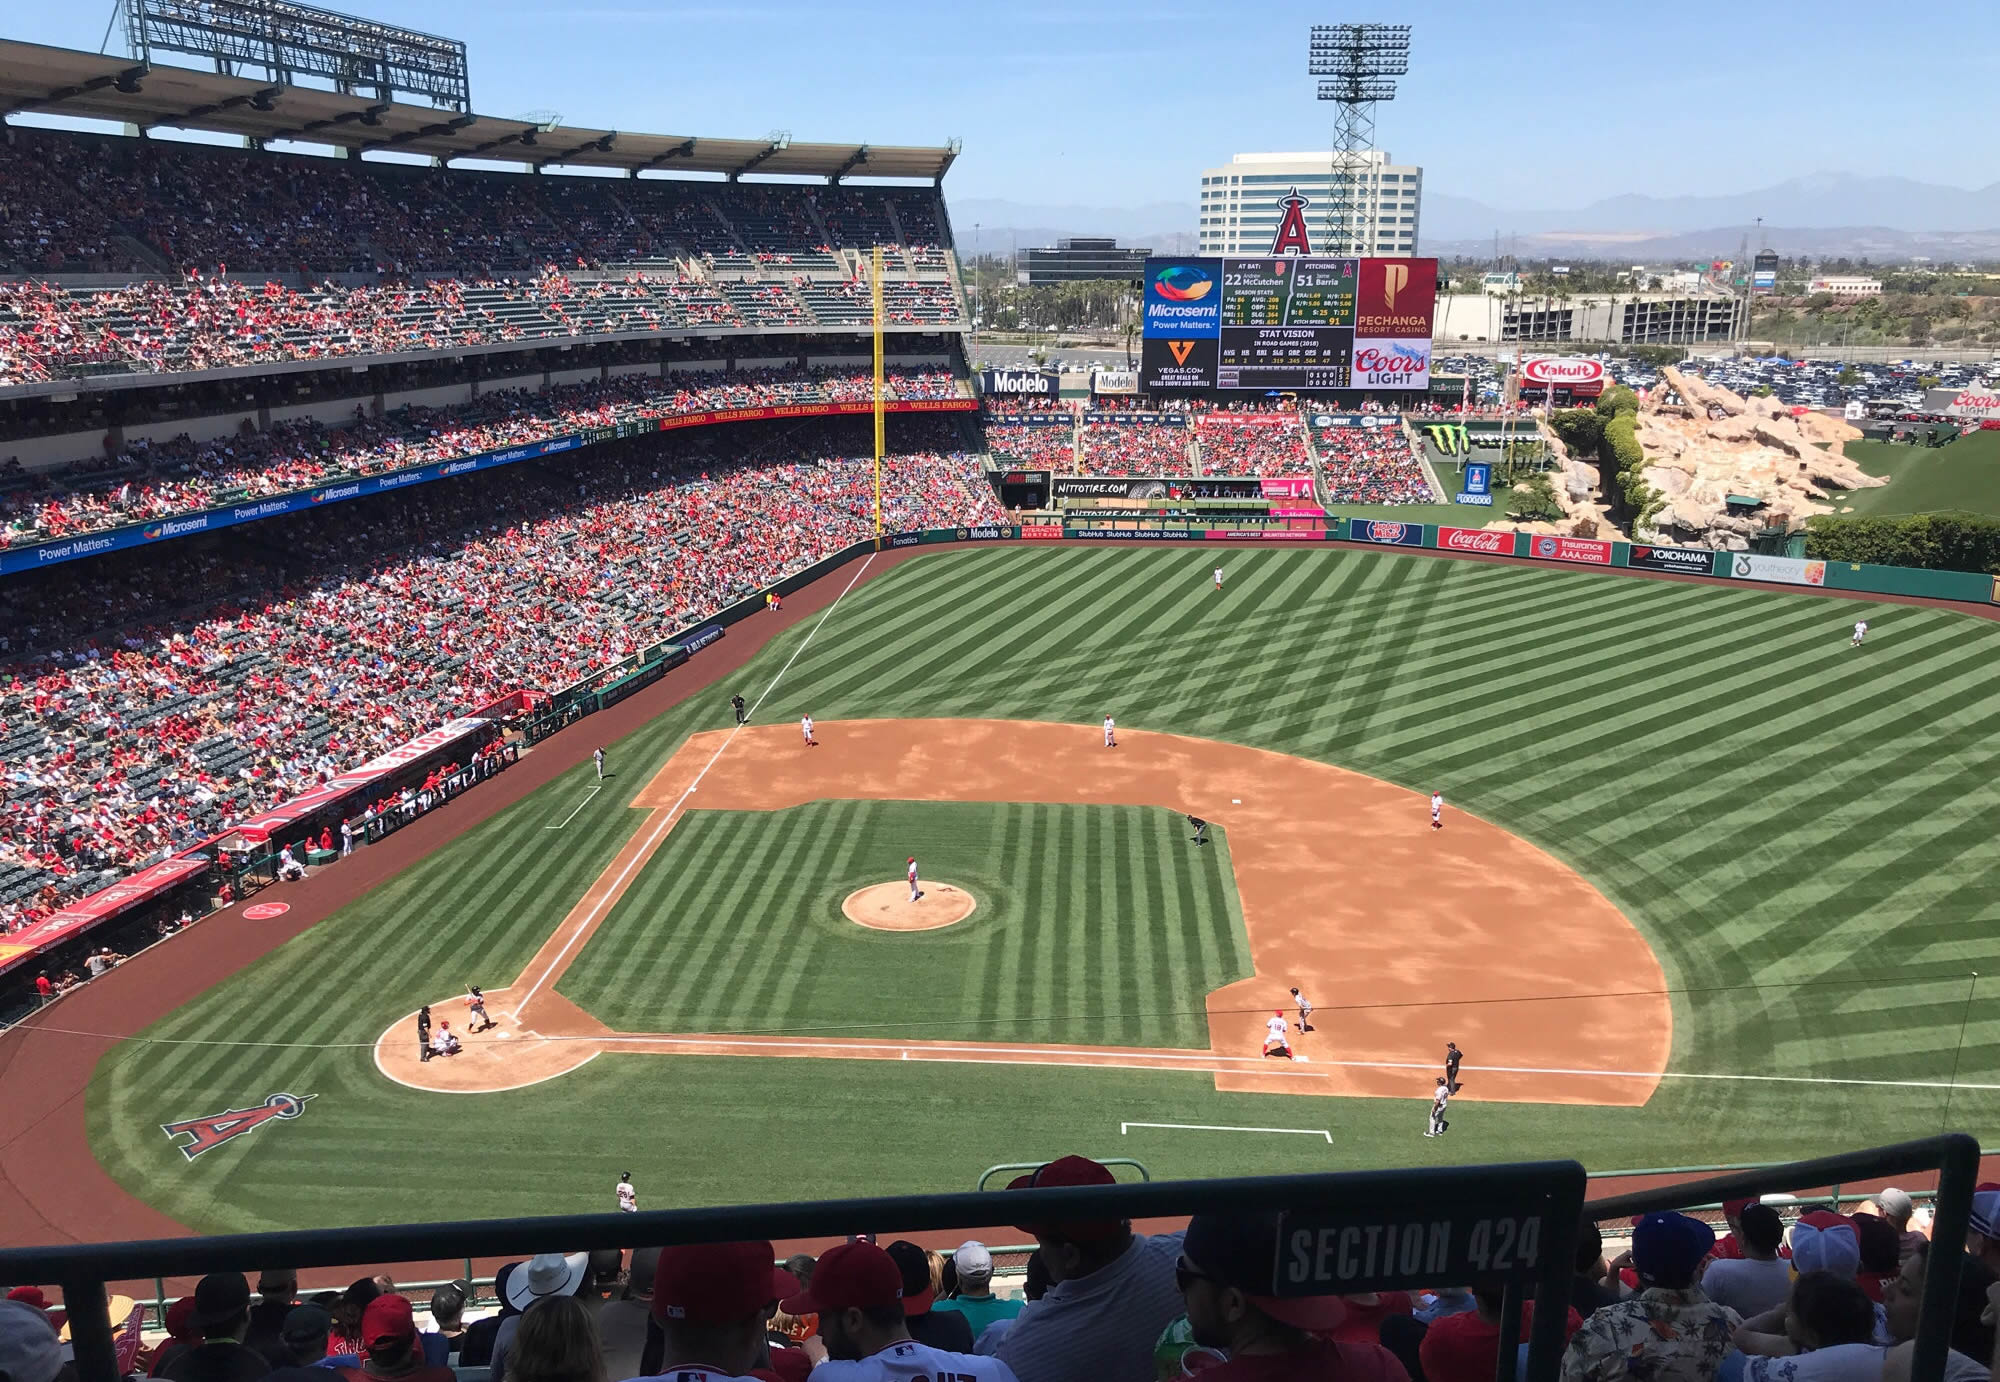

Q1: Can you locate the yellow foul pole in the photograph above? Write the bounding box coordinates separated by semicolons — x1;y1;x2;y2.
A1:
872;246;886;549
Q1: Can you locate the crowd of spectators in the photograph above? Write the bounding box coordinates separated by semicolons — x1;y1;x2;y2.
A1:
0;413;998;933
984;420;1076;472
1195;417;1311;477
0;128;955;277
0;366;964;549
1315;424;1435;504
0;266;966;386
6;1162;1991;1382
1074;420;1194;477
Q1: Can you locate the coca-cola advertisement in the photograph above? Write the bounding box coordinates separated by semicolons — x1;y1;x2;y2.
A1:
1436;526;1523;557
1352;337;1433;390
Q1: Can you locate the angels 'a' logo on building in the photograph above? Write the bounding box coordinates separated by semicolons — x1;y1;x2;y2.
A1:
1269;188;1314;256
161;1092;315;1162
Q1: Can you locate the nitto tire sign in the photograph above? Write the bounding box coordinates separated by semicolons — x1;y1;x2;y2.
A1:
1348;519;1426;547
1627;544;1715;575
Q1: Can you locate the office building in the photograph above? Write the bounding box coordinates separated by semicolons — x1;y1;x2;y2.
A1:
1198;150;1422;256
1017;237;1151;286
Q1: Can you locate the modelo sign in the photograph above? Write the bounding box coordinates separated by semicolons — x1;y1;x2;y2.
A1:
1519;358;1607;387
981;368;1060;400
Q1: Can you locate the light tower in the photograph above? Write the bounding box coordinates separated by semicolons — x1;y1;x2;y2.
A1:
1308;23;1411;256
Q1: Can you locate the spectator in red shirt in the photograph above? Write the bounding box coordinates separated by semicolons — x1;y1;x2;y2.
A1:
1175;1211;1408;1382
1418;1283;1580;1382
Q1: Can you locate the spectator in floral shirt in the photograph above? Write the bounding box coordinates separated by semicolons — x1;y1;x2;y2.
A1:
1559;1212;1740;1382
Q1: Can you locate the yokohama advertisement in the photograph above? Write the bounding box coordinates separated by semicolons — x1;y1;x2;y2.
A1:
1435;526;1522;557
1727;552;1827;586
1525;534;1613;565
1347;518;1426;547
1627;544;1717;575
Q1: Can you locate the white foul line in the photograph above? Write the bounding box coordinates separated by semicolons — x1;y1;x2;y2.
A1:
512;552;877;1015
1124;1122;1334;1142
1300;1058;2000;1093
544;783;601;830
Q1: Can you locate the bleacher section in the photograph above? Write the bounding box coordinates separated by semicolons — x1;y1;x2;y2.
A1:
1075;414;1195;477
1311;419;1436;504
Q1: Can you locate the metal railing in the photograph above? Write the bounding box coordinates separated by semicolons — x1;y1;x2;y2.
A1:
975;1158;1151;1190
1;1162;1588;1382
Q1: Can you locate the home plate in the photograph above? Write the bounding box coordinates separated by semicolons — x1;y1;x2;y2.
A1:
496;1031;514;1040
1233;798;1241;804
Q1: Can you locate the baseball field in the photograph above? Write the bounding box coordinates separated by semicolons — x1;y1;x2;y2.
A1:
35;541;2000;1236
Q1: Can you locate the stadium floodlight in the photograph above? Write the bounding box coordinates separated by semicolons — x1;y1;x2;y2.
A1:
124;0;471;112
1308;22;1412;255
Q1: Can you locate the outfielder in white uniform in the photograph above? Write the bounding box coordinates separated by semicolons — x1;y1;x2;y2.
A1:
907;856;922;903
1213;566;1224;591
615;1174;637;1213
1852;620;1869;647
802;713;816;746
1430;790;1444;830
1426;1078;1450;1136
593;747;605;780
1103;715;1116;748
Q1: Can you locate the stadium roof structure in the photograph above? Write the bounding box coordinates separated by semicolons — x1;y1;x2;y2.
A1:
0;40;959;182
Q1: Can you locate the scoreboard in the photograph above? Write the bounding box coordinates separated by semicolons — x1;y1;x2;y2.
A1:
1141;255;1434;393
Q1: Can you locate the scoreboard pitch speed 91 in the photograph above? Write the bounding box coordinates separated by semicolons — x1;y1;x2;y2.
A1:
1213;257;1359;389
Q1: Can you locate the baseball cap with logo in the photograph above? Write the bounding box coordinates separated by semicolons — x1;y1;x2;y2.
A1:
362;1294;417;1351
884;1242;937;1315
1181;1212;1347;1332
779;1242;903;1316
652;1241;790;1325
1006;1155;1127;1242
1632;1212;1715;1286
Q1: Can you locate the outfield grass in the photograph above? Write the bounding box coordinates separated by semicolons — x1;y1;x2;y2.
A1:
1825;431;2000;518
557;801;1251;1048
87;545;2000;1231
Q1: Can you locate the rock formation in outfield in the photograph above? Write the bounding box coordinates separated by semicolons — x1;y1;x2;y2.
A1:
1634;367;1877;548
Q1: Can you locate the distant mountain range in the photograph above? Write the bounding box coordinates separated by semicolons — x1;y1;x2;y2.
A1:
946;175;2000;263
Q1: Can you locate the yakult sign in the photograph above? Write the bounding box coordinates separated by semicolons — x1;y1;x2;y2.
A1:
1518;357;1607;400
1353;338;1432;390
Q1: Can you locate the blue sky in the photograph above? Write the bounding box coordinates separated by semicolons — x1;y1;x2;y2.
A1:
9;0;1997;211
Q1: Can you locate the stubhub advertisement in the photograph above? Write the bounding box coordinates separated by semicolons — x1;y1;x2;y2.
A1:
1142;258;1222;338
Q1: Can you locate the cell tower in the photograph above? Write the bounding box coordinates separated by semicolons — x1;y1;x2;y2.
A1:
1308;23;1411;256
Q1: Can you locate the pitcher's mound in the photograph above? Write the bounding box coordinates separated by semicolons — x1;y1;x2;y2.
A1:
843;881;977;932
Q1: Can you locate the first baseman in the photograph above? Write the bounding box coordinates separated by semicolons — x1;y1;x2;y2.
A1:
907;856;923;903
1263;1010;1293;1059
1103;715;1116;748
1430;790;1444;830
802;713;816;746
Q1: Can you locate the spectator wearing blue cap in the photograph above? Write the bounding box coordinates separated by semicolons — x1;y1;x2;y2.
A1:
1560;1212;1742;1382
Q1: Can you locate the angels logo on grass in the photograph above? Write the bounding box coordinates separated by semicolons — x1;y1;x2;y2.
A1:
162;1092;315;1161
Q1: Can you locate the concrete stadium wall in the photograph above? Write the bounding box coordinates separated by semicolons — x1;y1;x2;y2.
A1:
384;383;477;412
548;367;600;388
123;413;258;448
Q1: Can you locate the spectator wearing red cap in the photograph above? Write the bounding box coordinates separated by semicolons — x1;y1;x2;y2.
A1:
781;1241;1015;1382
162;1271;271;1382
884;1242;974;1355
1420;1281;1580;1382
1702;1204;1792;1318
991;1155;1184;1382
1;1288;47;1315
150;1297;203;1377
1174;1211;1407;1382
335;1295;453;1382
1559;1213;1740;1382
1713;1200;1758;1262
620;1240;792;1382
